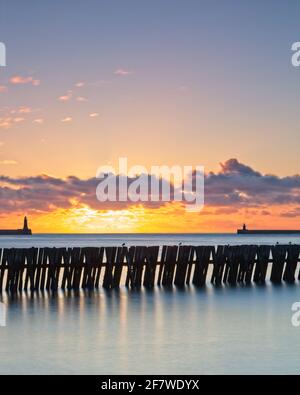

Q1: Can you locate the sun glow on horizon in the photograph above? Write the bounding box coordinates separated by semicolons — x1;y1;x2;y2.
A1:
3;201;300;234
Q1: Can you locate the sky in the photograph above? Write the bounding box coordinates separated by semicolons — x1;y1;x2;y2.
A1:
1;0;300;232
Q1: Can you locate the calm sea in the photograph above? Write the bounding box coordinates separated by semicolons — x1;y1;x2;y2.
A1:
0;233;300;375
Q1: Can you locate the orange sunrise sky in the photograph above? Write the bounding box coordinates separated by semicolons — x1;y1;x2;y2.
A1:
1;1;300;233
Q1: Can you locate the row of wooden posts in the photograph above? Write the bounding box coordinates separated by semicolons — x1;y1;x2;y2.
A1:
0;244;299;293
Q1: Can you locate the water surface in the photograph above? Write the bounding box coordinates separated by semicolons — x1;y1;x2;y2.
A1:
1;232;300;248
0;234;299;375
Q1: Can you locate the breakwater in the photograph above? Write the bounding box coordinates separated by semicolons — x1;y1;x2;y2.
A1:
0;244;299;292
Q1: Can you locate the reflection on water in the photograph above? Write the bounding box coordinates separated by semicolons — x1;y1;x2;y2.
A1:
1;234;300;374
1;284;300;375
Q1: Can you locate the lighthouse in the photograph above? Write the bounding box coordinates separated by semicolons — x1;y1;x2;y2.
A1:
22;217;32;235
0;216;32;236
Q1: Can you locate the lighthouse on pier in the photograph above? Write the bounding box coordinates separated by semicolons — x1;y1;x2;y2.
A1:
0;217;32;236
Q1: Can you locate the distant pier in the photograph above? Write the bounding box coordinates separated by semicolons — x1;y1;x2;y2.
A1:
0;244;300;293
237;223;300;235
0;217;32;236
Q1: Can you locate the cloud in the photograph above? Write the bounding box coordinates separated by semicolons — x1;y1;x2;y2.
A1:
0;106;40;129
89;112;99;118
58;91;73;102
76;96;88;102
33;118;44;124
10;75;40;86
0;118;12;129
0;160;18;165
1;159;300;215
16;106;33;114
219;158;261;177
59;89;88;103
280;208;300;218
204;158;300;207
213;207;239;215
114;69;133;76
0;85;7;93
0;116;25;129
13;117;25;123
0;174;176;214
261;210;271;216
61;117;72;123
75;82;85;88
8;106;34;115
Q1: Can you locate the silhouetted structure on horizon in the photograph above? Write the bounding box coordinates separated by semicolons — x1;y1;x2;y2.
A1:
0;217;32;236
237;223;300;235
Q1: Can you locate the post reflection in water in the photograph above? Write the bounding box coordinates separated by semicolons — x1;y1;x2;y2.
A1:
0;284;300;375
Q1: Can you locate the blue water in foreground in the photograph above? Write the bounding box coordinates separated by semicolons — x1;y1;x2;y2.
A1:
0;233;300;375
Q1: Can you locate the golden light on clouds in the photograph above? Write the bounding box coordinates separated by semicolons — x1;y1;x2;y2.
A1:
2;198;300;233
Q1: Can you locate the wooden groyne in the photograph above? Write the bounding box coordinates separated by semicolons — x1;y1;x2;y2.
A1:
0;244;300;293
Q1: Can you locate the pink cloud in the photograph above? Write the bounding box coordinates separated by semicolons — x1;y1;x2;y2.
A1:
76;96;88;102
114;69;133;76
10;75;40;86
33;118;44;125
0;117;14;129
13;117;25;123
0;106;41;129
89;112;99;118
58;90;73;102
61;117;72;123
16;106;33;114
0;116;24;129
0;85;7;93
